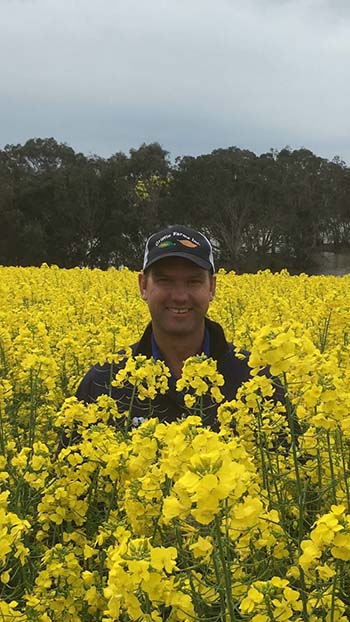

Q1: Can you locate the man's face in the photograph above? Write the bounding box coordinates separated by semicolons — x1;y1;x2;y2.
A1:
138;257;216;339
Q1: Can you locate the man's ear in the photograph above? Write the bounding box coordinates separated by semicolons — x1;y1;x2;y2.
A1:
209;274;216;301
138;272;148;301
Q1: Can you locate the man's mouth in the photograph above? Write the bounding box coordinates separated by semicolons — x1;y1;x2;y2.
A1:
168;308;191;314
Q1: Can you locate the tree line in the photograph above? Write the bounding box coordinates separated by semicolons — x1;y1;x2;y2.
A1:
1;137;350;272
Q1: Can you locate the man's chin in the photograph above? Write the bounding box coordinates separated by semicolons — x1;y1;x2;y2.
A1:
160;320;201;338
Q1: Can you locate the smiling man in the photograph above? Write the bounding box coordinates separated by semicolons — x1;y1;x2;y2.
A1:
138;236;216;379
73;225;252;431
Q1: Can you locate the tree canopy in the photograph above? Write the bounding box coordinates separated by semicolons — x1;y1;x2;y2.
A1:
1;137;349;272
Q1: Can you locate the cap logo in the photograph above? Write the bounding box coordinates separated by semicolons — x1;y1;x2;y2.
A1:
159;240;176;248
155;231;200;247
179;239;198;248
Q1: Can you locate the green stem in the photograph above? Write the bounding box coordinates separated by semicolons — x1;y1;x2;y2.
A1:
319;311;332;353
282;374;303;533
282;373;309;620
125;385;137;434
264;594;275;622
316;430;323;509
214;515;236;622
326;431;337;505
105;476;119;522
339;431;350;512
212;542;227;618
0;404;5;454
29;367;42;448
330;562;339;622
256;405;272;501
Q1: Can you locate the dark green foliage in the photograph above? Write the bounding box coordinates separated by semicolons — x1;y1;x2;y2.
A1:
1;138;350;272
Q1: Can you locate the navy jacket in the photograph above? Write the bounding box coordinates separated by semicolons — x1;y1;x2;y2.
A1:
75;318;252;432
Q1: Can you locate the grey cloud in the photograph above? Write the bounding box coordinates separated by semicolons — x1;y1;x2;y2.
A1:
0;0;349;163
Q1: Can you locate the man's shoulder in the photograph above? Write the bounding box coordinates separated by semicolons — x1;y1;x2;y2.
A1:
206;318;250;364
219;342;251;376
206;317;252;399
75;321;154;404
76;342;140;403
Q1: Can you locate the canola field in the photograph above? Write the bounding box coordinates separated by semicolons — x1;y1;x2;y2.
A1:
1;265;350;621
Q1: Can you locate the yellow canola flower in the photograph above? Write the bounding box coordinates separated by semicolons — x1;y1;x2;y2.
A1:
163;435;255;525
249;321;319;377
0;378;13;403
230;496;264;530
299;540;322;571
113;355;171;400
306;591;347;622
189;535;213;560
331;532;350;561
176;354;225;405
0;601;26;621
150;546;177;572
0;500;30;566
240;577;302;620
105;536;182;621
299;505;350;573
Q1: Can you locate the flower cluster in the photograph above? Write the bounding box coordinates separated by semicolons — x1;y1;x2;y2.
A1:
113;355;171;401
176;354;225;408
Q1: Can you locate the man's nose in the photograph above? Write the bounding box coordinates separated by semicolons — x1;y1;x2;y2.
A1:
171;282;189;302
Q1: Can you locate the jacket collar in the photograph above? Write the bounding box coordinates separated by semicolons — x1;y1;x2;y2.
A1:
134;317;230;361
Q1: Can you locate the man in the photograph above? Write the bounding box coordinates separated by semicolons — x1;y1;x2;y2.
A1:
74;225;252;431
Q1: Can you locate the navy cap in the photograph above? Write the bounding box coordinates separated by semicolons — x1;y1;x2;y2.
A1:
143;225;215;272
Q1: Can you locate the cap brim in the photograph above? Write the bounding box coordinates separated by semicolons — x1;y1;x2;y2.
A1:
144;252;213;272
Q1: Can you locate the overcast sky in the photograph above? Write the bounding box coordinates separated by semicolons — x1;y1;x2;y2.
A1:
1;0;350;163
